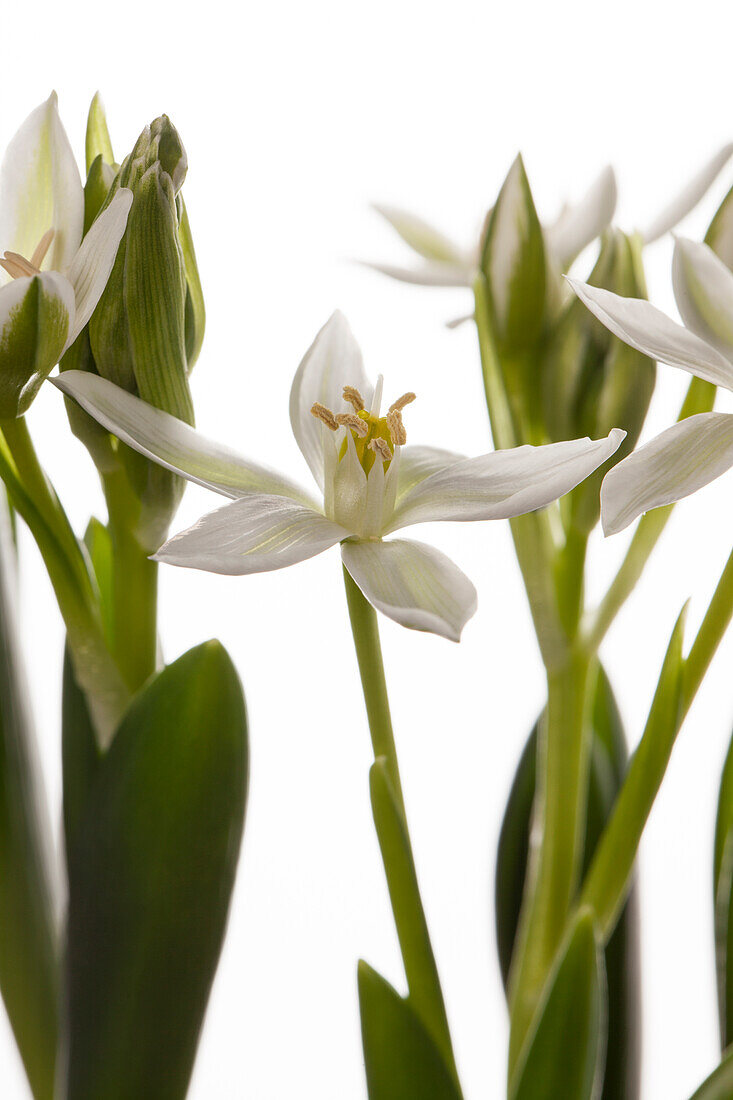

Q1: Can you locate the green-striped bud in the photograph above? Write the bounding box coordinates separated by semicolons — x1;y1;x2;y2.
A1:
542;229;655;531
87;116;204;548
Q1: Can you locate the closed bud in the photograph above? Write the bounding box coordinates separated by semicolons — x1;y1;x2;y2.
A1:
543;230;655;532
480;154;547;357
88;116;202;548
0;274;73;418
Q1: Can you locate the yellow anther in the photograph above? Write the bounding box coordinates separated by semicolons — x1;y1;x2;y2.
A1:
336;412;369;437
342;385;365;412
311;402;339;430
369;438;393;462
388;392;416;413
30;228;54;270
386;409;407;446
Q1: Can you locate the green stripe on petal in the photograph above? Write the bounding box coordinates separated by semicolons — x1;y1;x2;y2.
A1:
341;538;477;642
0;273;73;418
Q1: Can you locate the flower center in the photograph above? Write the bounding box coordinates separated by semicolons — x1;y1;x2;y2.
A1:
311;382;415;474
0;228;55;280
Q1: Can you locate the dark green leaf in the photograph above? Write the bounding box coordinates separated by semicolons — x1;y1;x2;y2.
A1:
358;961;463;1100
714;732;733;1047
64;640;248;1100
0;496;58;1098
509;910;605;1100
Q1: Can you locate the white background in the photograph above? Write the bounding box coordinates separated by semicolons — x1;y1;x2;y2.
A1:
3;2;733;1097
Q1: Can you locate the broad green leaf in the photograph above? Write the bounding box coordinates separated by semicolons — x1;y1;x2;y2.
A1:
61;645;99;861
689;1046;733;1099
580;607;686;939
495;666;640;1099
509;910;605;1100
0;494;58;1099
358;961;463;1100
63;640;248;1100
369;757;457;1080
85;93;114;174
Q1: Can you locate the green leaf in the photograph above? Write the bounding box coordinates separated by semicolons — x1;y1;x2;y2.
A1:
495;666;640;1099
509;910;605;1100
480;153;546;357
63;641;248;1100
85;92;115;174
714;731;733;1047
0;494;58;1099
580;606;686;939
358;961;463;1100
688;1046;733;1099
369;757;457;1080
62;644;100;861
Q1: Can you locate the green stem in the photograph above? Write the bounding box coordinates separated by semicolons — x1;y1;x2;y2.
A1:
0;420;128;747
103;468;158;693
343;566;459;1083
507;648;591;1077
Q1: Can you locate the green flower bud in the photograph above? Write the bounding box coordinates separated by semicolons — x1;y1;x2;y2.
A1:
88;116;204;548
543;229;655;532
480;154;547;357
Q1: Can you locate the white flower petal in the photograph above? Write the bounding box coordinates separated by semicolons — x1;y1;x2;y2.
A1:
601;411;733;535
546;166;617;270
387;431;625;531
359;260;472;287
341;538;477;641
289;311;373;490
395;445;464;500
52;371;316;505
0;93;84;275
154;494;349;575
372;204;465;263
567;277;733;391
642;143;733;244
672;236;733;354
66;189;133;344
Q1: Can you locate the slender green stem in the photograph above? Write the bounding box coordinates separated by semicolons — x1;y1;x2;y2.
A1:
343;566;459;1084
0;420;128;746
507;648;591;1075
343;565;405;811
103;468;159;693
